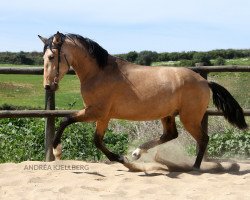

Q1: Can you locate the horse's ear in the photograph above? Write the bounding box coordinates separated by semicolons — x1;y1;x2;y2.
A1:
54;31;61;42
38;35;48;44
53;31;62;44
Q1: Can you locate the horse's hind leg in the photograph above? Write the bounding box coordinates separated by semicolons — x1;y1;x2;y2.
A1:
180;114;209;169
132;116;178;159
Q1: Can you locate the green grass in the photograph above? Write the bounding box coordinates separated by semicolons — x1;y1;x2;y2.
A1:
0;74;83;110
153;57;250;67
0;64;41;67
225;58;250;66
151;61;180;66
208;72;250;108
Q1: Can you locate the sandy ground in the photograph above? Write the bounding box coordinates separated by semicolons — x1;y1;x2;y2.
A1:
0;142;250;200
0;160;249;200
0;143;250;200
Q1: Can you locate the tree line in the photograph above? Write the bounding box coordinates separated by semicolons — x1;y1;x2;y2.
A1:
0;51;43;65
0;49;249;66
117;49;250;66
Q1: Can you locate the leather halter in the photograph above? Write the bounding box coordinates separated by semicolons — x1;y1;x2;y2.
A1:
49;37;70;85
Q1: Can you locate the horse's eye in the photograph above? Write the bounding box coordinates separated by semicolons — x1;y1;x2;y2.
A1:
48;55;54;61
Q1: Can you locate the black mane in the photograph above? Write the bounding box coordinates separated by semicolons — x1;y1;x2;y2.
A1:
66;33;109;69
44;33;109;69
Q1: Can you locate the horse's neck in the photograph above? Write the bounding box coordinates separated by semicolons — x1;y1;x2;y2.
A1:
71;50;100;84
71;50;132;85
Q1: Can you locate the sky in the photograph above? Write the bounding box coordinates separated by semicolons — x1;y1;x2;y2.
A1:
0;0;250;54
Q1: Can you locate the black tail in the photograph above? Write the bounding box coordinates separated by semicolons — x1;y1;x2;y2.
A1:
208;82;248;129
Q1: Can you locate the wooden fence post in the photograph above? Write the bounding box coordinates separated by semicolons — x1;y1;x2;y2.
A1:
45;89;55;161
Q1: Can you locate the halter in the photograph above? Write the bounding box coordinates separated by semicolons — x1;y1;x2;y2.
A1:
48;35;70;85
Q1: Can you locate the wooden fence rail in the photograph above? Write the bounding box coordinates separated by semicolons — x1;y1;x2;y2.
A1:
0;108;249;118
0;65;249;161
1;65;249;74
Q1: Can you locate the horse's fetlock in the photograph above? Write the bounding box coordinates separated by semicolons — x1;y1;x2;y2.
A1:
53;143;62;160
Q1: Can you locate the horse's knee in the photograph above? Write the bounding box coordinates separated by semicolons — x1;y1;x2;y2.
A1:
53;116;76;148
61;116;76;127
160;130;178;142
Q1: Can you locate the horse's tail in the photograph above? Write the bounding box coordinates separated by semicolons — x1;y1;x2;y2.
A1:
208;81;248;129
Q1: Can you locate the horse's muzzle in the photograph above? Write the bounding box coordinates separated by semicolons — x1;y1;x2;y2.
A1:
45;85;51;90
44;84;58;91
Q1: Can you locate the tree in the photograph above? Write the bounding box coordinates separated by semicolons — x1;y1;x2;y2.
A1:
125;51;138;63
193;52;211;66
136;51;158;66
14;52;34;65
214;57;226;66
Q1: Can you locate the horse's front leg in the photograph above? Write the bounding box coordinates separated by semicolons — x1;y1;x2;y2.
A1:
53;107;100;160
94;120;127;164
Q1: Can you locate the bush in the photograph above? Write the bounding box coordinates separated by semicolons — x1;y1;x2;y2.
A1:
0;118;45;162
0;51;43;65
207;128;250;158
124;51;138;63
193;52;212;66
61;122;129;161
0;118;129;163
214;57;226;66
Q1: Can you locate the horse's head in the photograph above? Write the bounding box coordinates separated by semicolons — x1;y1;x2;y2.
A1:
38;31;70;91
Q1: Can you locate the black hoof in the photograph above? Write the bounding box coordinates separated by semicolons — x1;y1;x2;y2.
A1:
108;154;128;164
192;165;200;171
117;155;129;164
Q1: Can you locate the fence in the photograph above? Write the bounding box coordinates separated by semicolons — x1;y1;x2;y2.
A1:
0;65;249;161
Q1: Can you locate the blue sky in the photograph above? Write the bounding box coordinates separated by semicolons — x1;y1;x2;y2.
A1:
0;0;250;54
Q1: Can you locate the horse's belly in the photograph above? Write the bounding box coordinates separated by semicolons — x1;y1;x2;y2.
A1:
110;96;179;121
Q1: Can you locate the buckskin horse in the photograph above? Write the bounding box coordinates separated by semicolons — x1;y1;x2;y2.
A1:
38;31;247;170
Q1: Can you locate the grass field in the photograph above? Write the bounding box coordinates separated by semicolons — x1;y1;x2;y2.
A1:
0;73;83;110
152;57;250;67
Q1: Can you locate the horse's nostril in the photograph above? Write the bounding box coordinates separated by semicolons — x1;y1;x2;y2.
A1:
45;85;51;90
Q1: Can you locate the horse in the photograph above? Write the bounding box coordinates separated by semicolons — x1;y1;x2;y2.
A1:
38;31;247;170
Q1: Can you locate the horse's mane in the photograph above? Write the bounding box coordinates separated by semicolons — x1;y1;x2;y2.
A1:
44;33;109;69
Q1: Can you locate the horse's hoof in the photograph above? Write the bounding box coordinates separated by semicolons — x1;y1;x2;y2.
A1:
192;166;200;171
123;156;129;164
132;148;142;160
